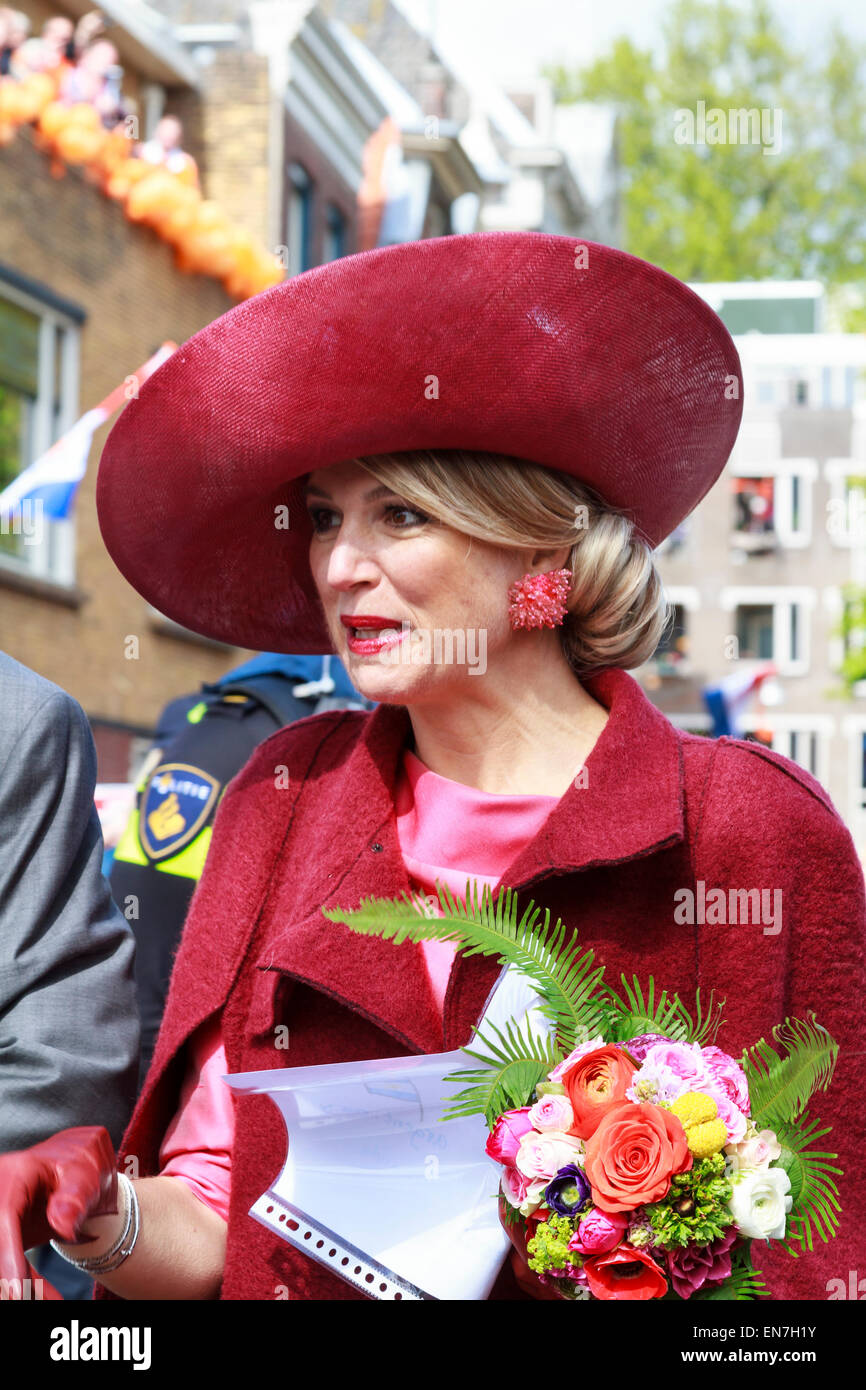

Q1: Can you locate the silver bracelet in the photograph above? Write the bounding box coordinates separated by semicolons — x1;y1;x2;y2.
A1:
50;1172;141;1274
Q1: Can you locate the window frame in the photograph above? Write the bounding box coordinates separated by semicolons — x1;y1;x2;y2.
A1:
729;458;816;550
825;459;866;550
841;715;866;855
735;713;833;787
0;277;81;587
721;586;816;676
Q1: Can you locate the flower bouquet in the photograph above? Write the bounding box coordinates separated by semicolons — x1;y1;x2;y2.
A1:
325;881;841;1301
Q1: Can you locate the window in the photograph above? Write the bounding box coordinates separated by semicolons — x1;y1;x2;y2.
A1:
841;717;866;853
722;587;815;675
756;379;776;406
825;587;866;692
0;281;80;585
653;603;688;675
737;715;833;786
825;461;866;548
736;604;774;660
646;588;699;675
323;204;346;262
286;162;314;276
729;460;815;552
731;477;776;552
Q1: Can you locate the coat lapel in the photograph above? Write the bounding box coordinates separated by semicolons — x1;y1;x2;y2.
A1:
255;669;687;1058
255;701;447;1056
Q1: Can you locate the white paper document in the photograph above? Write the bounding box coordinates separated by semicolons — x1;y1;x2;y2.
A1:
223;964;552;1300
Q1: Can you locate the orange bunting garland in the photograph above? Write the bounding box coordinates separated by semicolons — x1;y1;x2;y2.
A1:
0;75;284;301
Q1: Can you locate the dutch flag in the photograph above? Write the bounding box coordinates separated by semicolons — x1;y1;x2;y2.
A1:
702;662;778;739
0;343;176;524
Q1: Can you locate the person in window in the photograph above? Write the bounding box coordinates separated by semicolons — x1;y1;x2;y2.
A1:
9;14;73;81
0;8;30;76
0;233;863;1302
135;115;199;186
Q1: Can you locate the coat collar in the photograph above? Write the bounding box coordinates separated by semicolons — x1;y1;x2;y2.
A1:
257;667;685;1056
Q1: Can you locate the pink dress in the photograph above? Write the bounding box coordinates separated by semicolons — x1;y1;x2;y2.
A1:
157;749;560;1220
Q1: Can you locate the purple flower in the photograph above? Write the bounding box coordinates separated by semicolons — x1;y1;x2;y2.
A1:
666;1226;739;1299
621;1033;677;1064
543;1163;591;1217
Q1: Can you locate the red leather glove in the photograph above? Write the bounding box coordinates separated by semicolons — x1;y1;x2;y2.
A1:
0;1127;119;1299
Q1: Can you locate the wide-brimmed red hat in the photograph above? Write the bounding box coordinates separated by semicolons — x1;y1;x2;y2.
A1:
96;231;742;654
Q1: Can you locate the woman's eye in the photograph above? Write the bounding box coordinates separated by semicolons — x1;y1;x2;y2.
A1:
308;507;338;533
385;504;428;527
308;504;428;533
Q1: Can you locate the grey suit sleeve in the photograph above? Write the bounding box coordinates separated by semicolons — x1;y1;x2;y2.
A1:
0;687;140;1153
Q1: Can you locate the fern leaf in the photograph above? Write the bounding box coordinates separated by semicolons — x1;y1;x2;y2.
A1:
439;1015;562;1128
671;987;727;1047
741;1015;839;1129
599;974;723;1045
324;878;609;1050
772;1116;842;1256
693;1245;770;1300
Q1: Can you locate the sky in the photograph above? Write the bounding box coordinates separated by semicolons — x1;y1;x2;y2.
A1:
391;0;866;89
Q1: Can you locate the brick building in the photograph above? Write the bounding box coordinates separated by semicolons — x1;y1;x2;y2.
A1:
0;3;260;779
0;0;484;782
640;283;866;864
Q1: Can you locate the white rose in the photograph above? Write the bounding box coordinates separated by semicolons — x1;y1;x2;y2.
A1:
729;1167;792;1240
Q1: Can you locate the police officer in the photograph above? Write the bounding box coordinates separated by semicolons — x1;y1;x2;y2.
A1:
109;652;372;1095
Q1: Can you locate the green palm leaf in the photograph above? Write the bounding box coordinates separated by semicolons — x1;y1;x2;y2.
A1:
772;1116;842;1255
440;1015;563;1127
324;878;609;1050
741;1015;839;1130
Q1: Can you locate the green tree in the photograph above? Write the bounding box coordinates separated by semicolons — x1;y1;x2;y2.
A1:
546;0;866;325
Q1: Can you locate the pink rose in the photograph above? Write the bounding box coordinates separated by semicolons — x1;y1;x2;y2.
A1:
528;1093;575;1132
485;1107;533;1166
500;1165;547;1216
515;1129;585;1182
548;1035;606;1082
568;1208;628;1256
727;1129;782;1174
697;1079;748;1144
641;1041;711;1091
702;1046;751;1116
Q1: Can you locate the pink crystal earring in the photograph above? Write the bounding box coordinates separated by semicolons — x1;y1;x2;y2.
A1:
508;568;571;630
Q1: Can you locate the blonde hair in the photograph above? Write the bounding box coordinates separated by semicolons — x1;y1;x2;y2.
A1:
351;449;672;676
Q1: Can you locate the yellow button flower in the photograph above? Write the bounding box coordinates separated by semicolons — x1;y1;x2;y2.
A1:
671;1092;728;1158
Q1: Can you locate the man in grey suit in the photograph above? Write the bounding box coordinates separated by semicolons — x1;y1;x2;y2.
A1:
0;651;139;1295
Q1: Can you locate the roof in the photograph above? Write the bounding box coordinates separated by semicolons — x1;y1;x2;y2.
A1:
57;0;202;88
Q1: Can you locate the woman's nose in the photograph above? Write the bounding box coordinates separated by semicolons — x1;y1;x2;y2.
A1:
324;529;380;590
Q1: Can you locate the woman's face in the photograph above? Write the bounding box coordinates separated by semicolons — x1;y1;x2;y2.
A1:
303;459;537;704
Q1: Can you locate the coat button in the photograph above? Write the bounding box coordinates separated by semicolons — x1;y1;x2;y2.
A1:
370;842;383;852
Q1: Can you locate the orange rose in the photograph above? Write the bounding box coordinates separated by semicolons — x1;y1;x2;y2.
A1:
583;1100;692;1212
562;1045;638;1140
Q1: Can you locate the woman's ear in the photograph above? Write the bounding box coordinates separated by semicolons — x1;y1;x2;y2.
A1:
526;546;573;574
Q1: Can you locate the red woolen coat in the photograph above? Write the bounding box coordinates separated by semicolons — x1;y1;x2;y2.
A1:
96;667;866;1301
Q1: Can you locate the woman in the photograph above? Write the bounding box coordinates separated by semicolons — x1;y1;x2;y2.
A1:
0;233;863;1301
